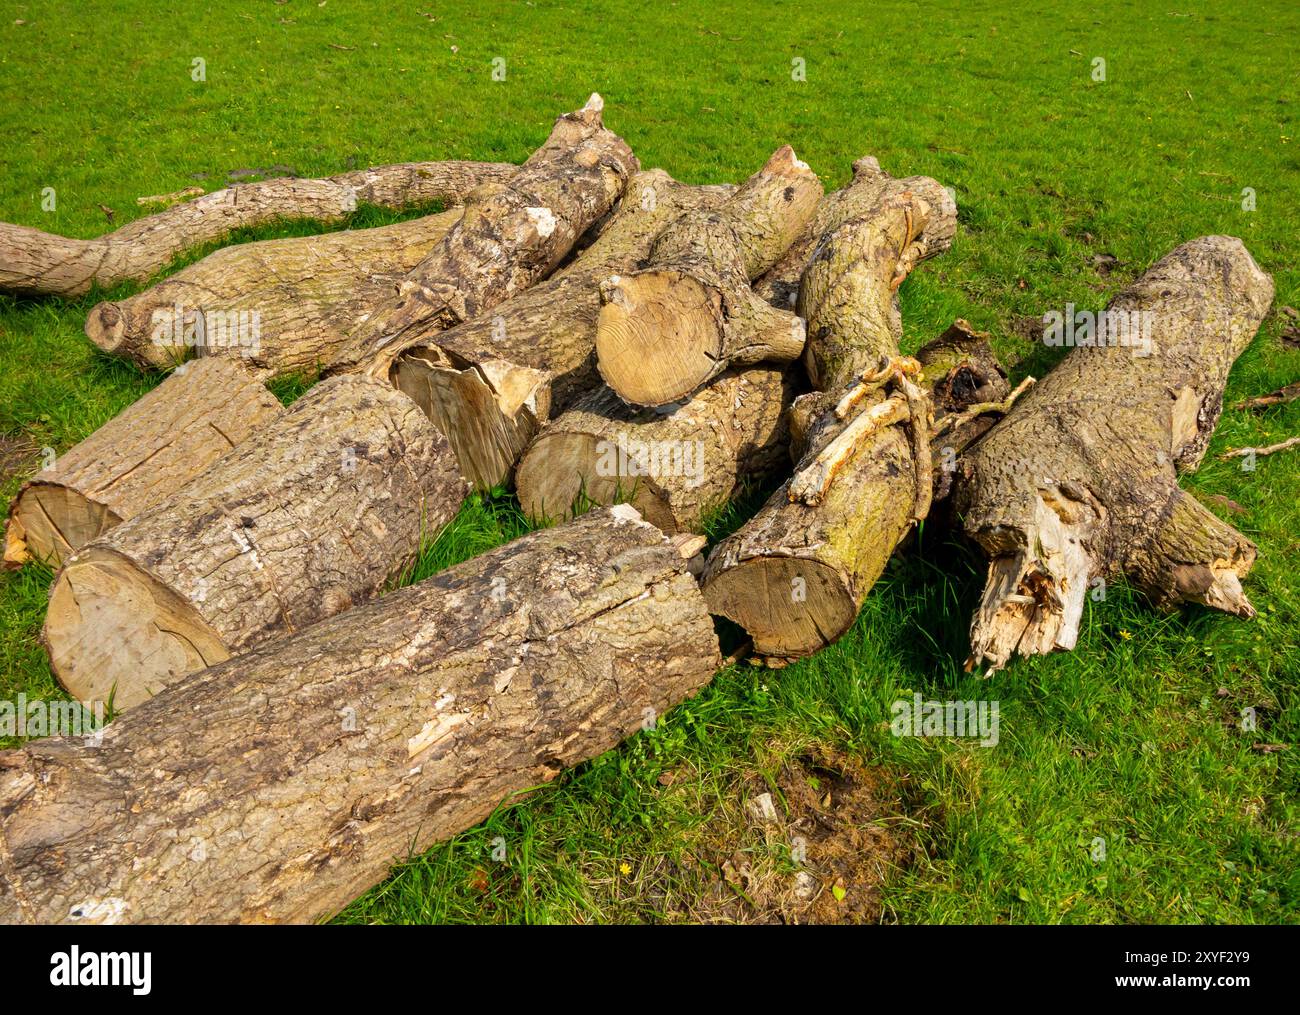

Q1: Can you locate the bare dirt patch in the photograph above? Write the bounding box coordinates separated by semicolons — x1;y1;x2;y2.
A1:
654;745;922;924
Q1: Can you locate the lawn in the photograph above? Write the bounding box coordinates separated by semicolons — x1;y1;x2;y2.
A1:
1;0;1297;923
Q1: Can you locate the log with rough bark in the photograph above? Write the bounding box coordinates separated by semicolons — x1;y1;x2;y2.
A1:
595;146;823;407
701;173;959;660
515;366;795;533
957;236;1274;672
752;155;957;314
43;375;467;711
331;94;638;373
4;359;282;569
0;161;515;298
83;209;462;374
362;170;734;491
0;506;720;925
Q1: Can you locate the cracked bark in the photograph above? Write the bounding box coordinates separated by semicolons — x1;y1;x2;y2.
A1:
594;146;824;407
330;94;639;374
1;506;720;924
84;209;462;375
516;366;796;533
957;235;1273;671
0;161;515;297
362;169;734;491
4;359;282;569
701;165;960;659
43;375;467;710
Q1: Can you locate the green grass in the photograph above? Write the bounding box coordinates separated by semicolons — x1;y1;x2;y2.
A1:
2;0;1298;924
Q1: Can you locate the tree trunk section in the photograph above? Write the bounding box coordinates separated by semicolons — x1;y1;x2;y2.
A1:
4;359;282;569
0;161;515;297
373;170;734;491
43;375;468;710
84;210;461;375
753;156;957;314
331;95;638;372
956;235;1274;671
701;172;958;659
1;506;720;924
516;366;796;533
595;146;823;407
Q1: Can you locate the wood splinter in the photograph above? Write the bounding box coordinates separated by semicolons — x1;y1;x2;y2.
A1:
790;354;932;510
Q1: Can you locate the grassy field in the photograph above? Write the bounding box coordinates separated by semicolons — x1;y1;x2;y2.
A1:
1;0;1297;923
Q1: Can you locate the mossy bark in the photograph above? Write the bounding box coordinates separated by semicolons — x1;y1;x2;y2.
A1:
702;165;959;659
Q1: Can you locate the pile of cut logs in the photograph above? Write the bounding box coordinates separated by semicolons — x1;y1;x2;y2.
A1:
0;96;1277;923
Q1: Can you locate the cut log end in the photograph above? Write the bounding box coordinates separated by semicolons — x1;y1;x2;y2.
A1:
595;271;720;407
703;555;856;658
4;484;122;568
84;301;127;356
45;547;230;709
391;351;550;492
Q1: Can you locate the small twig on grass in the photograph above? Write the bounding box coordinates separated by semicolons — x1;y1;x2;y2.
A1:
1236;382;1300;411
1220;434;1300;459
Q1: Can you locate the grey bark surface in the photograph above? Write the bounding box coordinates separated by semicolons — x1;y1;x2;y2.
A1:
0;161;515;297
1;506;720;925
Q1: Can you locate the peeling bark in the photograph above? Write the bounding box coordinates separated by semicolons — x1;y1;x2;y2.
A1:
0;161;515;297
957;236;1274;672
43;376;467;710
331;95;638;373
516;366;795;533
4;359;282;569
702;171;958;659
1;506;720;925
84;210;462;375
371;170;733;491
595;146;823;407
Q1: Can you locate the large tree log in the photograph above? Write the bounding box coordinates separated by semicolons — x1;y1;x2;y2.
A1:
43;375;467;711
331;94;638;373
4;359;282;569
83;209;462;375
515;366;795;533
0;506;720;925
957;236;1274;672
0;161;515;297
358;170;733;491
594;146;823;407
701;171;959;659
